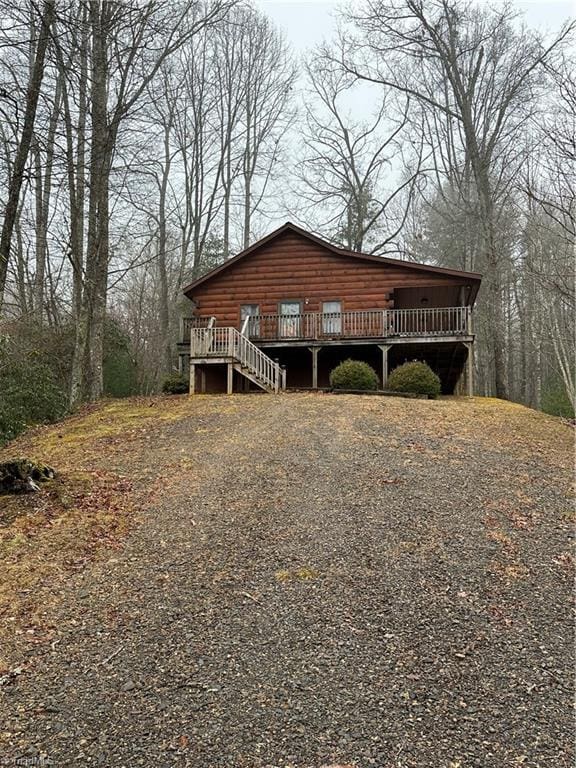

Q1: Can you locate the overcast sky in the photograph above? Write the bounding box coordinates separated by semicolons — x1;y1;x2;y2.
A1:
253;0;574;53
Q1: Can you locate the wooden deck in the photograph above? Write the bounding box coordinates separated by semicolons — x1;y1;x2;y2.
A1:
181;308;475;396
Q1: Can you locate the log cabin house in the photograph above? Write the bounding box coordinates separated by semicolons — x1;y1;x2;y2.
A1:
178;222;481;395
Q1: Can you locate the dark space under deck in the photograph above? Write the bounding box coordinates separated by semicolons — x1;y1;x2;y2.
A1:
388;342;469;394
261;341;469;394
186;340;471;395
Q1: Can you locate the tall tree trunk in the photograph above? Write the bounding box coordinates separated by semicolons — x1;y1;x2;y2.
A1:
471;160;508;398
243;174;251;250
158;121;173;376
14;203;28;315
222;142;232;257
506;264;515;400
70;0;109;406
33;141;44;319
72;7;89;321
32;78;61;323
0;0;54;306
242;89;252;250
53;1;88;325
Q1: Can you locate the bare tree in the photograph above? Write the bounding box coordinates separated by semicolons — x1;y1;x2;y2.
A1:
51;1;90;320
31;72;62;322
213;13;249;257
98;4;295;385
338;0;575;397
300;53;424;253
172;27;228;282
237;9;295;249
519;55;576;411
69;0;235;407
0;0;55;306
525;54;575;243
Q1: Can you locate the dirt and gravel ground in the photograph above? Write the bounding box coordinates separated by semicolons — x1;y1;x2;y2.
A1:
0;393;574;768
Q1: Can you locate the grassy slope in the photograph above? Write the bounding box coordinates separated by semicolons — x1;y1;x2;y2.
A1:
0;397;202;665
0;394;573;669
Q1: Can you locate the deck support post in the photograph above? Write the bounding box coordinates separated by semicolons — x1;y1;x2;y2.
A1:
227;362;234;395
189;363;196;395
378;344;391;389
308;346;319;389
466;341;474;397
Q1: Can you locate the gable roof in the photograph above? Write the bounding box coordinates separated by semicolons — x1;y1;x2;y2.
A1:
183;221;482;301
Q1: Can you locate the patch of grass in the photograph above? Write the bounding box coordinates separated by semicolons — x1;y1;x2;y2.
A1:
35;399;189;452
275;566;319;582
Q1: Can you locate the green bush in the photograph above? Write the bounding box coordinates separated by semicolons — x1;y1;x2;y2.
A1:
541;381;575;419
103;319;138;397
0;320;75;393
0;347;67;445
387;361;441;397
162;373;189;395
329;359;380;391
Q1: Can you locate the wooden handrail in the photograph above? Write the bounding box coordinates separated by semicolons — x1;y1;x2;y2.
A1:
190;326;283;393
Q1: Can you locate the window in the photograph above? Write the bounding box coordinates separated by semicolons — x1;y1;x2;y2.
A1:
278;301;302;338
322;301;342;335
240;304;260;336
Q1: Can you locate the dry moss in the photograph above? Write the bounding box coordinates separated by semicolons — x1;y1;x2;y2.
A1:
36;400;190;452
275;566;319;582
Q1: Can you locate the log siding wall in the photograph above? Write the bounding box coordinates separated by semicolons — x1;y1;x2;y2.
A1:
188;230;473;324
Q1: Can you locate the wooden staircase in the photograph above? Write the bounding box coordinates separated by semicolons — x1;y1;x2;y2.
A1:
189;322;285;394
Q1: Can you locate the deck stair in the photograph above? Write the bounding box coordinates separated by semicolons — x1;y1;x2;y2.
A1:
190;321;285;394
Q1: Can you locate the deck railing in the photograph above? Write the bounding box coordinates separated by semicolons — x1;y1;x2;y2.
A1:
245;306;470;340
190;326;283;392
180;315;215;343
387;306;470;337
183;306;471;343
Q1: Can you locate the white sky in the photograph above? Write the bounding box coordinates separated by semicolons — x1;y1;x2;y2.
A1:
253;0;574;53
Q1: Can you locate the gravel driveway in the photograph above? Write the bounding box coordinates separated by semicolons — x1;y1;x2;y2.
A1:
1;394;573;768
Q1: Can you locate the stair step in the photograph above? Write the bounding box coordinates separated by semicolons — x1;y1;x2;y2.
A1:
233;363;275;392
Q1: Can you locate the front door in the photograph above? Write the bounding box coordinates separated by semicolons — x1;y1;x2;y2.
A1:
278;301;301;338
